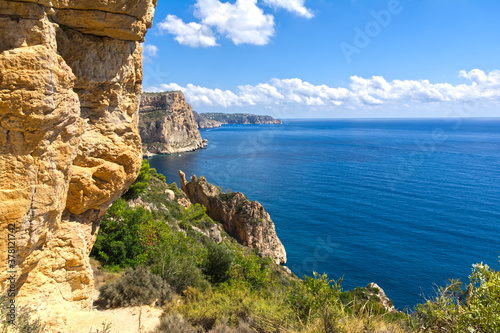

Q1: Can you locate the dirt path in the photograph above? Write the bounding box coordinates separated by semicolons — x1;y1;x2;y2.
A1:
65;306;162;333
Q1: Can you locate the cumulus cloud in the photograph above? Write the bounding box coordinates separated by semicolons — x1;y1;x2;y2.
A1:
158;0;314;47
157;15;218;47
262;0;314;18
142;44;158;57
193;0;275;45
142;44;159;63
146;70;500;111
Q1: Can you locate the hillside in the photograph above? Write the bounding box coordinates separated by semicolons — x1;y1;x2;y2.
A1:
196;112;282;128
80;162;414;333
194;111;223;129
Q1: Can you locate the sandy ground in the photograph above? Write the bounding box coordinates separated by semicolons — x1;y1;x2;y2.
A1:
65;306;162;333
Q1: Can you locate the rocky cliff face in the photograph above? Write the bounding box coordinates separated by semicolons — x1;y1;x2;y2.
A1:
0;0;155;327
179;171;286;265
139;92;206;156
193;111;222;129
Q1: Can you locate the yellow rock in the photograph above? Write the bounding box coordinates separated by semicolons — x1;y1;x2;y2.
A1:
0;0;156;331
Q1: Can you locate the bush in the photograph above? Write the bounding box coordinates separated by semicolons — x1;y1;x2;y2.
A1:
203;242;234;284
124;160;152;200
414;259;500;332
183;204;215;229
286;272;342;324
147;229;208;294
91;198;151;268
150;314;197;333
98;266;172;308
230;250;274;291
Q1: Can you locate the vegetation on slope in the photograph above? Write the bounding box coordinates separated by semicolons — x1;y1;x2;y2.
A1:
88;160;500;333
199;113;281;124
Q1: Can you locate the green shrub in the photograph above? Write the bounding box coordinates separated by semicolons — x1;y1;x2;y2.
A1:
286;272;343;324
170;182;181;194
91;198;151;268
219;191;237;202
183;204;214;229
153;169;167;183
414;259;500;332
147;228;208;294
150;314;197;333
203;242;234;284
124;160;152;200
98;266;172;308
230;250;274;291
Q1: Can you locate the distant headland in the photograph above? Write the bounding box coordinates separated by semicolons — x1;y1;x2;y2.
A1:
194;111;282;128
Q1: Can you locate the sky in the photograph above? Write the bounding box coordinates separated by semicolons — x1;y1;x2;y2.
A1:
142;0;500;118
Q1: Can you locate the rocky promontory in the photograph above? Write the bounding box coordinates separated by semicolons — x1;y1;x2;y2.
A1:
139;92;207;156
179;171;287;265
195;112;282;128
194;111;222;129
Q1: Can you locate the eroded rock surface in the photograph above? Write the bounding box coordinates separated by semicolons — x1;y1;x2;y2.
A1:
139;92;206;156
0;0;155;328
179;171;286;265
366;283;396;313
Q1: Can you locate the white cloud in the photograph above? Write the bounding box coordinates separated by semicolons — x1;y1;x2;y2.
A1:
459;69;500;87
262;0;314;18
146;70;500;112
142;44;158;57
157;0;314;47
194;0;275;45
157;15;218;47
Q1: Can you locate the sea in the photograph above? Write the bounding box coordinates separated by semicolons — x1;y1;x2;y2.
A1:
147;118;500;310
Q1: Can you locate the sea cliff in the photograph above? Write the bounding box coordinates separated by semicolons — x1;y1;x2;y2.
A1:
0;0;156;329
140;92;207;156
179;171;287;265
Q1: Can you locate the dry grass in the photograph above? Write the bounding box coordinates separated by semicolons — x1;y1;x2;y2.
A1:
90;258;122;290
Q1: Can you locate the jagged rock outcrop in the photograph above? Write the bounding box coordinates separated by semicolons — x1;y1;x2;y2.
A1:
193;111;222;129
0;0;155;328
366;283;396;313
199;112;282;125
179;171;286;265
139;92;207;156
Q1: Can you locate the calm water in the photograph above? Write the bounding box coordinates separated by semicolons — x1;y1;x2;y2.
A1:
148;118;500;309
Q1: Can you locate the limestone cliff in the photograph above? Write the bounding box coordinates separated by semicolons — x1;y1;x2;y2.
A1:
193;111;222;129
139;92;206;156
0;0;155;328
179;171;286;265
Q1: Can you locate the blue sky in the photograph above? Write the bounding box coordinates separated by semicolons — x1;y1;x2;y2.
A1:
142;0;500;118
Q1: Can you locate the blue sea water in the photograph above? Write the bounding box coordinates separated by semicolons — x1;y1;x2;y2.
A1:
147;118;500;309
